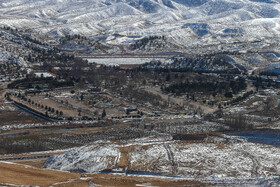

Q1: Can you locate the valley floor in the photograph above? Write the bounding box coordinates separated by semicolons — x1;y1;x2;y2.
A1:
2;132;279;186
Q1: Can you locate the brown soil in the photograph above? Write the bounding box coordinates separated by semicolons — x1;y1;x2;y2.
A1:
0;110;43;125
0;161;205;187
14;158;47;168
117;145;136;169
0;161;82;186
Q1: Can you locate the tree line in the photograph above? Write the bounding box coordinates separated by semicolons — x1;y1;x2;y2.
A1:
162;78;247;96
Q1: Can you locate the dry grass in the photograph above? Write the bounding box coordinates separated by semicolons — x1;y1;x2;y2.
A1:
87;173;205;187
0;161;205;187
0;161;82;186
0;110;43;125
12;95;81;118
64;127;109;135
14;158;47;168
216;143;227;149
117;145;136;169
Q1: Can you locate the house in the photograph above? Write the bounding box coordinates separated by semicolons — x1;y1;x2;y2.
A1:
123;106;138;114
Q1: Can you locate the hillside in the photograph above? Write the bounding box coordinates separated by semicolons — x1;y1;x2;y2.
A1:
0;161;203;186
43;138;280;185
0;0;280;49
1;1;280;186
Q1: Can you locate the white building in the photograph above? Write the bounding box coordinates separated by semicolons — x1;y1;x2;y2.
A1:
34;72;56;78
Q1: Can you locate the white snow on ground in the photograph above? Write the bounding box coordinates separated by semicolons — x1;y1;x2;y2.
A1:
129;144;172;174
1;0;280;48
0;120;99;131
0;50;28;67
44;139;280;184
0;105;16;111
86;58;170;65
173;143;280;179
43;142;120;173
129;142;280;180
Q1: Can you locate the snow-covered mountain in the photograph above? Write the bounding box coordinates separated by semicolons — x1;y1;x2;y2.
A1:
1;0;280;47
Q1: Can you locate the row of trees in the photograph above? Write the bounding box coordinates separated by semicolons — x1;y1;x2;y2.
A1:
163;78;247;96
224;114;253;130
13;92;63;117
230;90;254;105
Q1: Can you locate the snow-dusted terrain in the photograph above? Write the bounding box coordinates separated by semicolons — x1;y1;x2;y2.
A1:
87;57;171;65
0;49;27;67
43;142;120;173
43;139;280;185
1;0;280;48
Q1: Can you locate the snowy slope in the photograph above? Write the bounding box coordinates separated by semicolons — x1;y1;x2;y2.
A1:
43;142;120;173
1;0;280;47
43;140;280;184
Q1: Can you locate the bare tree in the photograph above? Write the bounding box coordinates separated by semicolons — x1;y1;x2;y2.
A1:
264;96;277;114
224;114;252;130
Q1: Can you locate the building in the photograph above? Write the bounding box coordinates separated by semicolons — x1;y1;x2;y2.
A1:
34;72;56;78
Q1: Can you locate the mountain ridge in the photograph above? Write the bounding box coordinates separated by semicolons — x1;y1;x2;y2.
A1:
0;0;280;48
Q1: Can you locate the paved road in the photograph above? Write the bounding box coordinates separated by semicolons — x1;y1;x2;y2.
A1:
12;101;57;121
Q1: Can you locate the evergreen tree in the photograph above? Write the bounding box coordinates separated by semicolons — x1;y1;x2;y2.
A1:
102;109;106;119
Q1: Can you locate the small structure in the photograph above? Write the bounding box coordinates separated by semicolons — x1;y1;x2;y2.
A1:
88;87;102;94
123;106;138;114
34;72;56;78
